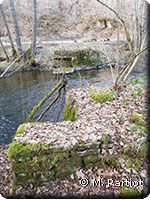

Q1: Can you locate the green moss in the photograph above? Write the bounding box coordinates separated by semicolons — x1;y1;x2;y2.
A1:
8;142;56;187
26;77;66;122
105;157;121;170
102;134;109;147
134;79;139;84
90;90;114;103
97;17;107;23
121;187;140;198
72;142;87;152
139;74;146;81
63;98;78;121
2;179;9;185
130;112;146;126
123;146;131;156
30;57;36;66
53;48;100;68
126;160;133;168
8;137;83;189
8;141;42;161
78;140;87;145
11;183;17;194
14;124;25;136
130;124;147;137
83;155;100;169
135;158;143;170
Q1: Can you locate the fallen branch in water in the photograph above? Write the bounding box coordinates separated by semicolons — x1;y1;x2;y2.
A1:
26;74;67;123
5;62;28;77
36;82;66;122
55;87;66;122
0;50;28;78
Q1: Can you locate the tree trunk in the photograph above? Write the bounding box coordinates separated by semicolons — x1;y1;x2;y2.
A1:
116;0;119;76
9;0;23;55
0;4;16;56
138;0;146;50
134;0;140;53
30;0;37;65
0;38;9;62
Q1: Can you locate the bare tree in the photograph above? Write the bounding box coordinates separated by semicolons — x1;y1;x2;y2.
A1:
9;0;23;55
96;0;133;52
133;0;146;53
0;4;16;56
133;0;139;52
0;38;9;62
114;0;148;87
30;0;37;65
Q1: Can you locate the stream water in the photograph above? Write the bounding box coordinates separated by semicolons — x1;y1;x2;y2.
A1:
0;68;140;145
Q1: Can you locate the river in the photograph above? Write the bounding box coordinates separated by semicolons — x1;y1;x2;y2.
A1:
0;68;140;145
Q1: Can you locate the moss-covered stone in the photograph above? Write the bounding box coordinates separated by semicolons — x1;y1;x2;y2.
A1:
90;90;114;103
8;140;76;188
14;124;25;136
130;112;146;126
52;48;100;73
8;119;146;192
105;157;121;170
8;127;102;190
121;186;140;198
63;98;78;121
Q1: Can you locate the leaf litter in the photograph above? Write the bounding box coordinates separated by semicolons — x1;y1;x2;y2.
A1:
0;80;148;198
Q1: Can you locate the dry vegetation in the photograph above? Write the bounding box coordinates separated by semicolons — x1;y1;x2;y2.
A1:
0;0;137;42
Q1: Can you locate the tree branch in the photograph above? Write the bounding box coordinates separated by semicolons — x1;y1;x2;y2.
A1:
69;0;79;13
0;50;28;78
26;74;67;122
115;44;150;87
96;0;133;51
36;82;66;122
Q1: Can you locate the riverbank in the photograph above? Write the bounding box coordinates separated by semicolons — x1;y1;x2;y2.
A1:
0;40;147;77
0;40;132;73
0;74;148;198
